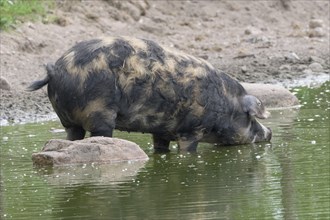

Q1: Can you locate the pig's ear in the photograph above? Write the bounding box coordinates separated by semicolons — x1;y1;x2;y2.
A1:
242;95;270;119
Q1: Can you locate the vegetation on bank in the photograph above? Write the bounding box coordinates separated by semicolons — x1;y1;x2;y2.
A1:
0;0;54;30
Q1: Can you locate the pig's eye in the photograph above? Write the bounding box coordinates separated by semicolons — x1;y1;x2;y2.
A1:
257;101;261;106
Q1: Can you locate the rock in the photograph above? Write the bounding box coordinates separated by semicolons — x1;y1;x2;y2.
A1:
297;64;308;72
309;56;325;64
32;137;149;166
234;51;256;59
246;36;270;44
55;17;69;27
198;54;209;60
244;26;261;35
308;19;324;38
194;35;204;41
0;77;11;90
210;45;223;52
309;19;323;29
241;65;248;73
242;83;299;108
309;62;323;72
27;22;35;29
280;0;291;9
303;69;313;75
139;23;163;34
279;64;291;71
285;52;300;62
308;27;325;38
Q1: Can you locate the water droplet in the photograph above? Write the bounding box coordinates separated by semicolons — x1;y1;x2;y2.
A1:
188;164;195;168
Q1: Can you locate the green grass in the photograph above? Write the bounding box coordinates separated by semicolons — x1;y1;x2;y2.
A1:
0;0;54;30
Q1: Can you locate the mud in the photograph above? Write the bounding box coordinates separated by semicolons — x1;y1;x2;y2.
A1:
0;0;329;125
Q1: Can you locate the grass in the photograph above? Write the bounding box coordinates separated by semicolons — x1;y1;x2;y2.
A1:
0;0;54;30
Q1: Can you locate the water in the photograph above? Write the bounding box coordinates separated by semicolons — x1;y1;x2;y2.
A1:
1;82;329;220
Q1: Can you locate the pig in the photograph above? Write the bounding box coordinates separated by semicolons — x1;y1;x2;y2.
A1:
28;36;271;152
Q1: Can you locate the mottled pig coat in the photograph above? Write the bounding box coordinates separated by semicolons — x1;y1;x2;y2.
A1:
28;36;271;151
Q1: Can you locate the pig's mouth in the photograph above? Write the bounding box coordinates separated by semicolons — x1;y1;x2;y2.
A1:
252;126;272;143
265;127;272;141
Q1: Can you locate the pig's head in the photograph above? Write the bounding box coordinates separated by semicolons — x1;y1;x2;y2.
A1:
213;94;272;145
236;94;272;144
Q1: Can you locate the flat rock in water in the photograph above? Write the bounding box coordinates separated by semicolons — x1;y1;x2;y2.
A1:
241;83;299;109
32;137;149;166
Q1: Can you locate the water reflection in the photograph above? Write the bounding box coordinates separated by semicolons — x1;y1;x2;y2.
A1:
35;161;148;186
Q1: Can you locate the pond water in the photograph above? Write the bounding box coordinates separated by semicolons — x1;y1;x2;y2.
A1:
1;82;329;220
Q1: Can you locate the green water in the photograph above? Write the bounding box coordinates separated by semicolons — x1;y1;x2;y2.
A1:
1;82;329;220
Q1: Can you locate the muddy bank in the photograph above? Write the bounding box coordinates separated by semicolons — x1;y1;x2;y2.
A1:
0;0;329;125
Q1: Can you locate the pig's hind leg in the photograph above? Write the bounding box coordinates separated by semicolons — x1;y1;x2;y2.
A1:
66;126;86;140
89;110;117;138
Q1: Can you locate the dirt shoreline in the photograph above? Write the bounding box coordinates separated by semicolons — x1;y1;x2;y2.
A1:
0;0;329;125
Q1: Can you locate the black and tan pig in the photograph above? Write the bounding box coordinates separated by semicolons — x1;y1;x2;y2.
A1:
28;36;271;151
